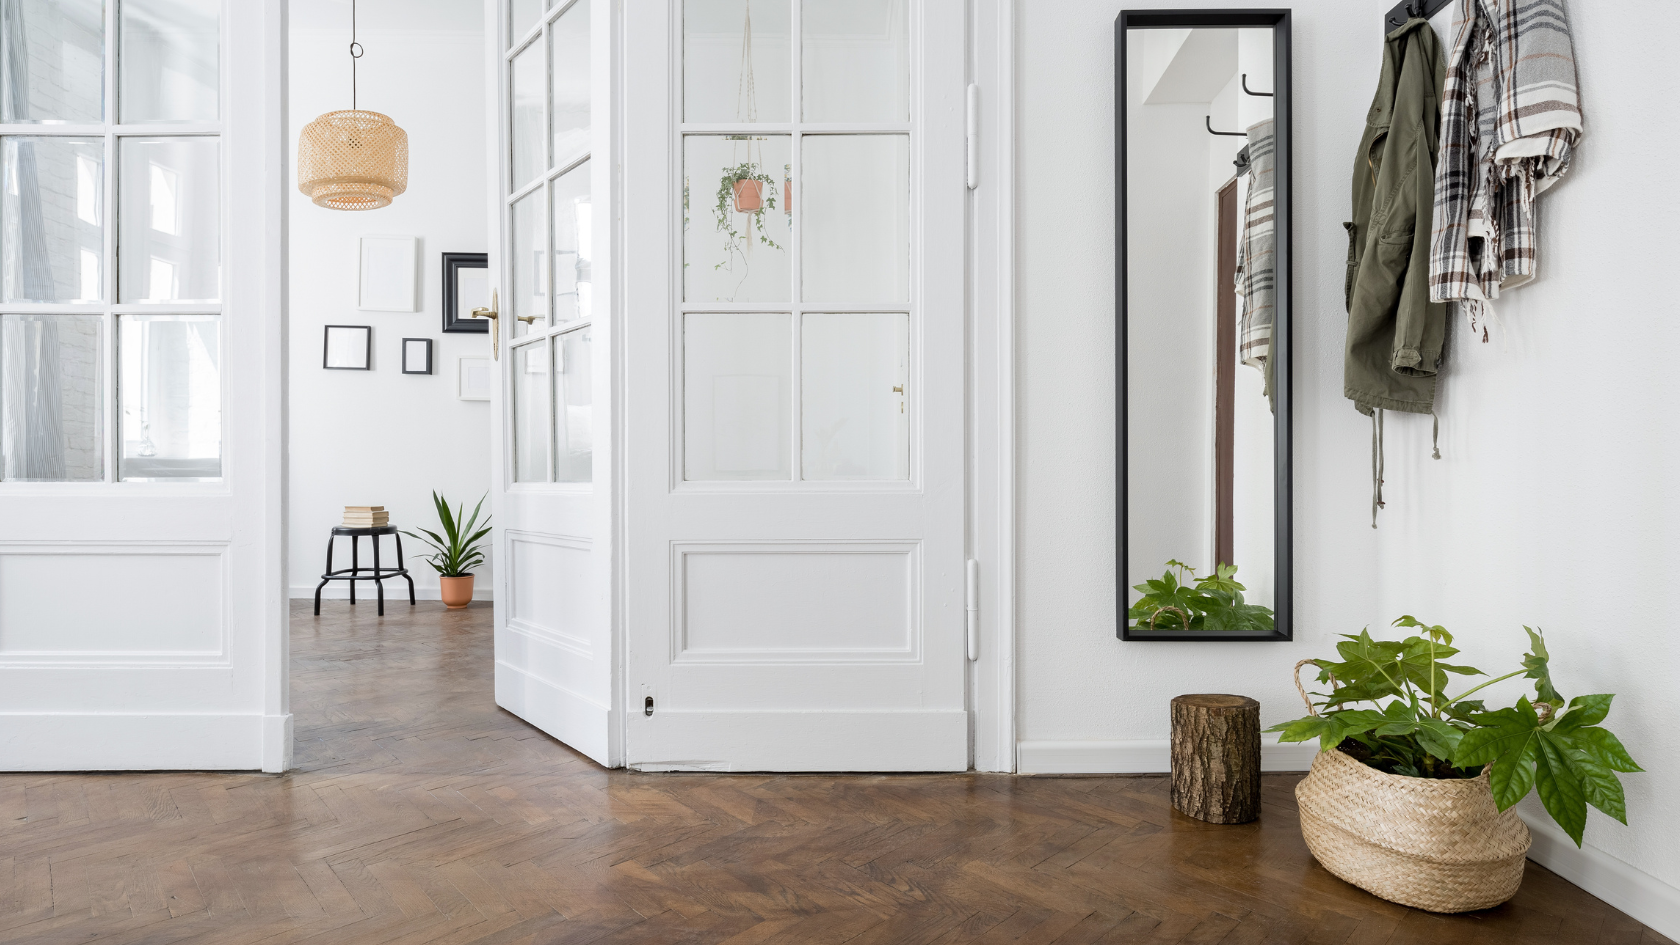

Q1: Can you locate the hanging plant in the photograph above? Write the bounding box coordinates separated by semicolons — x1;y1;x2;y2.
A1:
713;159;780;272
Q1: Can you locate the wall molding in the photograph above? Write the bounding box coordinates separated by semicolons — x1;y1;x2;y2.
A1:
1523;815;1680;942
0;714;281;771
1016;738;1318;774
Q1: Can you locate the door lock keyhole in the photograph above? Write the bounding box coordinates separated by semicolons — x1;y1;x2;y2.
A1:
644;695;654;717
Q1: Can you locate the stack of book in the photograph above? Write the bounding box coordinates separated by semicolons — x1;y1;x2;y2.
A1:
343;506;389;528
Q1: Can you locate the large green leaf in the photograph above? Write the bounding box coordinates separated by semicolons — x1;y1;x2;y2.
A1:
1556;744;1627;824
1454;698;1542;768
1552;694;1613;732
1533;736;1588;846
1486;740;1537;810
1570;726;1642;773
1522;626;1564;705
1267;715;1330;743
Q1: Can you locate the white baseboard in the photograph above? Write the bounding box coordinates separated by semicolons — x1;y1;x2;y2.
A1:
1523;814;1680;942
0;713;270;770
289;584;492;602
1016;738;1318;774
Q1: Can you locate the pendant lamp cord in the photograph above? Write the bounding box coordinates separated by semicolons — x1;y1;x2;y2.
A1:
349;0;363;110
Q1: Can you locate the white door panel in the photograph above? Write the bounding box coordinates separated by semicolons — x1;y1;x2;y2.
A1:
487;0;618;766
0;0;287;771
625;0;968;772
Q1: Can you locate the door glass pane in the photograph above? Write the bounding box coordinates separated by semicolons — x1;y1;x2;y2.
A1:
551;160;590;325
0;0;104;123
684;134;790;303
510;189;545;337
550;0;590;168
802;0;907;122
2;136;104;302
1;314;102;481
118;136;219;303
802;312;907;480
120;0;219;123
512;339;549;482
684;0;790;123
119;314;219;480
510;42;544;191
554;327;591;482
802;134;907;304
684;312;790;481
510;0;546;44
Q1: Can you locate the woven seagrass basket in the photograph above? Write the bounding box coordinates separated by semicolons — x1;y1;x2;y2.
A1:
1291;662;1532;913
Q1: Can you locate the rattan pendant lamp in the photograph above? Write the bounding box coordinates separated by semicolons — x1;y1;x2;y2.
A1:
297;0;408;210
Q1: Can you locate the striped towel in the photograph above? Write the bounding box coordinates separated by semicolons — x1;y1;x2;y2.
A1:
1236;118;1275;395
1429;0;1582;334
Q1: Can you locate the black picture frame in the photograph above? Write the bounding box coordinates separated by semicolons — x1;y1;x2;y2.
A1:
401;338;434;375
442;252;490;334
323;325;373;371
1116;9;1293;642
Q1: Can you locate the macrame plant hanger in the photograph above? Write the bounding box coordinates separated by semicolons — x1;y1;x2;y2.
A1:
731;2;764;217
297;0;410;211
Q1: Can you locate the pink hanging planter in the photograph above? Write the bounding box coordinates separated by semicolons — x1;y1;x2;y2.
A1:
732;178;765;213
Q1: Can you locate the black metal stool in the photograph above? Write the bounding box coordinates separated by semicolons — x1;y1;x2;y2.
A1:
313;525;415;616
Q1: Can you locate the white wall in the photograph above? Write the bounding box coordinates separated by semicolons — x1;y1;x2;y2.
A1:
287;7;492;601
1018;0;1680;936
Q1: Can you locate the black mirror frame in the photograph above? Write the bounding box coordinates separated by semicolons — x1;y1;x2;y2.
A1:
442;252;490;334
1116;9;1293;642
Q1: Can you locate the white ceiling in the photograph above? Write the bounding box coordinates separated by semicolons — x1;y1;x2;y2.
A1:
290;0;483;33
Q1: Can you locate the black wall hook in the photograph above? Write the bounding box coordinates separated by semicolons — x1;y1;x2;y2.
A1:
1384;0;1452;32
1206;116;1247;137
1242;74;1272;97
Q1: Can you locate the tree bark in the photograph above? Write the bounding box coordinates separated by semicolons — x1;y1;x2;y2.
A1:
1170;694;1261;824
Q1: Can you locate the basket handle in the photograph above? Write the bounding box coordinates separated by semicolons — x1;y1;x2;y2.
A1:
1293;659;1321;716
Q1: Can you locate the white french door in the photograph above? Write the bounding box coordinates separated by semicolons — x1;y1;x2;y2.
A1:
623;0;968;771
0;0;287;770
486;0;618;765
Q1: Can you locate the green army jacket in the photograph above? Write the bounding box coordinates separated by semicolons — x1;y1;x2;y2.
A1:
1344;18;1447;416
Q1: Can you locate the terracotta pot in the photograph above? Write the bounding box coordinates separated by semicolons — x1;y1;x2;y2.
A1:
439;575;474;610
732;178;764;213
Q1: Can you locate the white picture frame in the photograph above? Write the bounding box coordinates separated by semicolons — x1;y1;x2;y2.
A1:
458;356;493;401
359;236;418;312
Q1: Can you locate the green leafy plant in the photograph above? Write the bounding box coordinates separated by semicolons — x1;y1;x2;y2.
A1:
714;158;780;275
401;492;491;578
1269;617;1641;846
1128;559;1274;633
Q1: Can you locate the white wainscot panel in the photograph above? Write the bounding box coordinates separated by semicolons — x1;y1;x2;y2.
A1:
0;545;226;662
676;542;918;662
507;531;592;654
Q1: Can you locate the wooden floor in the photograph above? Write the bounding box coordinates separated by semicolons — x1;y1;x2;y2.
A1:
0;603;1666;945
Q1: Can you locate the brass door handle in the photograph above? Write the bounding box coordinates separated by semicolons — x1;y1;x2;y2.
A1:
471;289;499;359
515;315;538;325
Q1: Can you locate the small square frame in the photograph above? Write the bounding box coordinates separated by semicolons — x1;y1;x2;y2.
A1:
323;325;372;370
401;338;433;375
443;252;490;333
458;356;492;401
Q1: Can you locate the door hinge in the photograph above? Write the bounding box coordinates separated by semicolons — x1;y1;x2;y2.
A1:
965;559;979;660
644;695;654;717
965;83;980;190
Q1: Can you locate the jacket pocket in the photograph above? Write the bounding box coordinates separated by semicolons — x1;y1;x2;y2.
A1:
1344;222;1358;313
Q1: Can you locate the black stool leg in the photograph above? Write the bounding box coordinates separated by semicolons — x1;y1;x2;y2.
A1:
315;533;334;615
373;533;386;617
396;531;415;605
349;535;359;604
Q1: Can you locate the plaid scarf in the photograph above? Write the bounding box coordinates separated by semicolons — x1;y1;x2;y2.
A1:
1237;119;1275;384
1429;0;1582;334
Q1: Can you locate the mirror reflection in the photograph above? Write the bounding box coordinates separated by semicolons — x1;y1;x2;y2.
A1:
1126;26;1278;625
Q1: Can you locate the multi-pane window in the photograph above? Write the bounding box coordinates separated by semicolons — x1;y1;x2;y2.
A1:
0;0;222;483
680;0;911;483
508;0;593;484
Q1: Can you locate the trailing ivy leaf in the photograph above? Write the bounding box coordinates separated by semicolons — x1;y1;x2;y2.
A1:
1534;736;1589;846
1523;626;1564;705
1552;694;1613;732
1570;726;1643;773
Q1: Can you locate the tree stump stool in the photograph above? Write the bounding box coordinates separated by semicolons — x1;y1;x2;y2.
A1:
1170;694;1261;824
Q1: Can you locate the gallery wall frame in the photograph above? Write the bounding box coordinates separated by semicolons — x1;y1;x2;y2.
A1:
442;252;490;333
359;236;418;312
402;338;433;375
458;356;492;401
324;325;373;370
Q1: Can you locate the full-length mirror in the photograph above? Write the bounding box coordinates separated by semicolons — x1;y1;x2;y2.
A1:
1117;11;1292;641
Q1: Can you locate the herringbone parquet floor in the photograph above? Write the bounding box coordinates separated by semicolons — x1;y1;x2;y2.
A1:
0;601;1666;945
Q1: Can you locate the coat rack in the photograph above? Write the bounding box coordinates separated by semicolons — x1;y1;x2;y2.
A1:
1384;0;1452;33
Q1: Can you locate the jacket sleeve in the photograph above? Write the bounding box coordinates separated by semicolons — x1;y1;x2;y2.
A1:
1390;120;1440;377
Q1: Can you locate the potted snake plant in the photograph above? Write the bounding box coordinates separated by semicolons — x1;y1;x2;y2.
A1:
402;492;491;610
1271;618;1640;912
